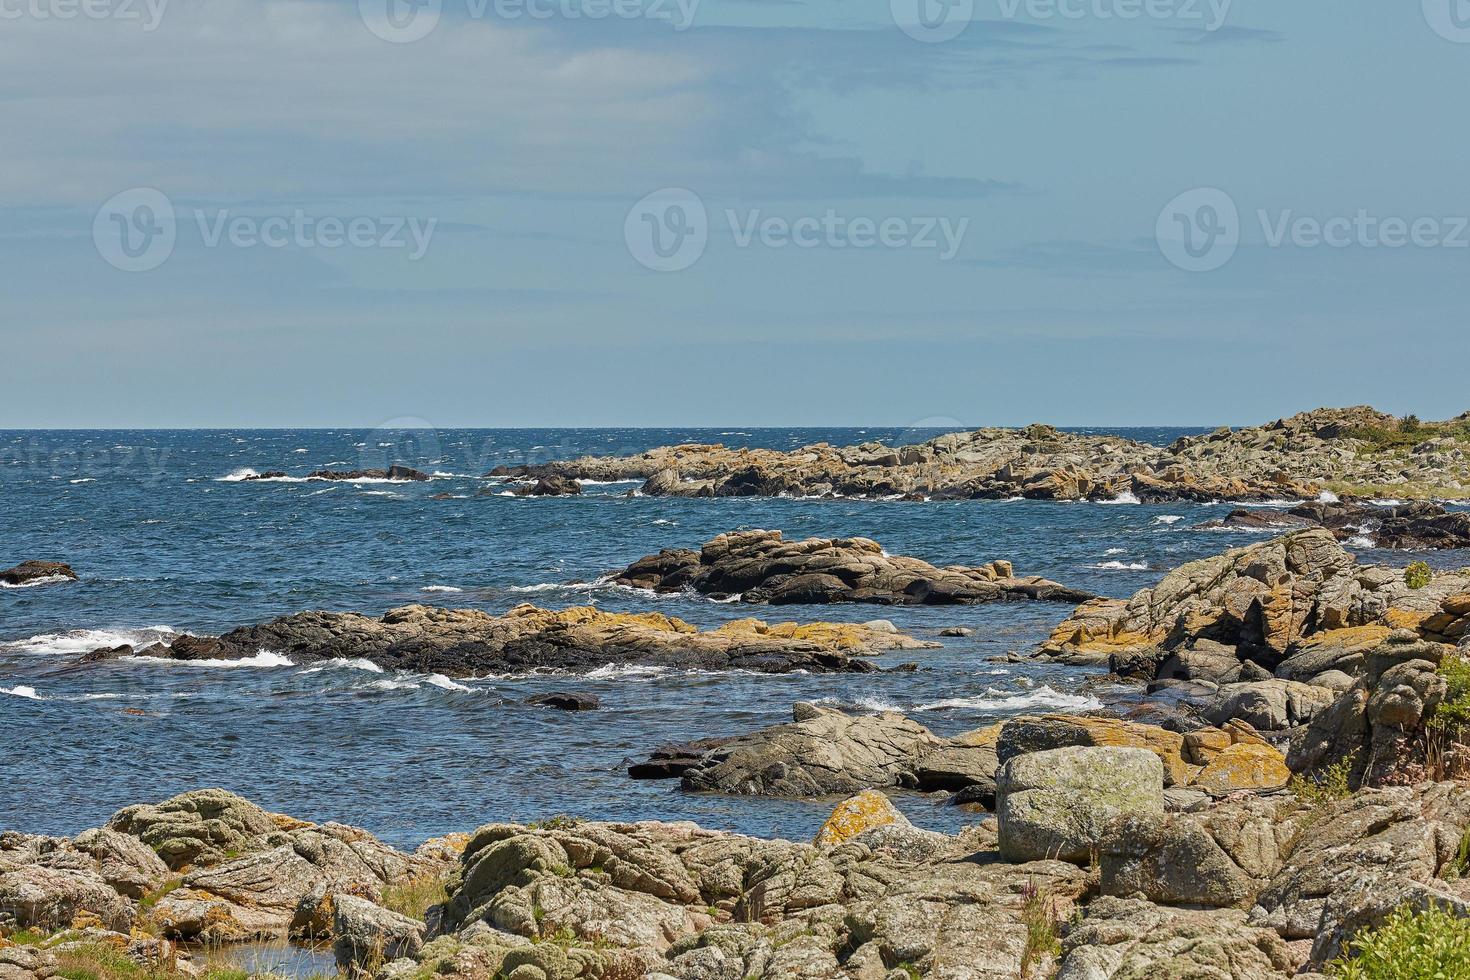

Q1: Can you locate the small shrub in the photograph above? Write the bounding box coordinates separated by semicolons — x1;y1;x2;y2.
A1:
1327;902;1470;978
380;872;449;921
1432;653;1470;731
1290;753;1356;807
1406;561;1433;590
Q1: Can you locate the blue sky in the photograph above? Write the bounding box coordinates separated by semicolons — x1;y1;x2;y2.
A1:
2;0;1467;427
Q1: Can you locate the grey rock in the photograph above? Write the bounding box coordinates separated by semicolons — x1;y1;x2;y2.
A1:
996;747;1164;863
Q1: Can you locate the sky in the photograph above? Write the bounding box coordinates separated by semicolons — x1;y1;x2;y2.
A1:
2;0;1468;428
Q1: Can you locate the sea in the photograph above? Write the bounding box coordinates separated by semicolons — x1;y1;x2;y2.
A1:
3;426;1465;849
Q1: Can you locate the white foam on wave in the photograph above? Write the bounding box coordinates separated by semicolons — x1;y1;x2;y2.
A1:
1089;560;1149;570
0;574;75;589
1;626;178;655
812;695;903;714
69;478;96;484
915;685;1102;713
425;673;472;691
1104;547;1127;555
1371;498;1404;507
1346;534;1375;548
296;657;384;675
359;490;400;497
652;518;677;526
421;585;464;593
1233;499;1303;508
1318;490;1341;504
1100;491;1141;505
129;650;294;669
574;478;642;486
584;664;669;680
362;672;474;693
1;685;44;700
1154;515;1184;525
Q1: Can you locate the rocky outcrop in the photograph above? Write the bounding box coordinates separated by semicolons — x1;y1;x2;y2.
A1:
243;465;430;482
497;406;1470;502
12;782;1470;977
512;475;582;497
1201;499;1470;550
82;604;937;677
0;790;448;948
0;561;76;587
524;692;599;711
679;703;945;797
609;529;1092;606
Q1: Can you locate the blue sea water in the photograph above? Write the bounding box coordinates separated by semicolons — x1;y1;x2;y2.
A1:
1;427;1461;848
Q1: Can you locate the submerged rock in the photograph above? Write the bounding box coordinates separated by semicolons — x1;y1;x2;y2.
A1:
609;529;1093;606
0;561;76;587
80;604;937;678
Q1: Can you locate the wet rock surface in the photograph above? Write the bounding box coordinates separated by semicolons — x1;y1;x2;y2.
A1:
1200;499;1470;549
0;561;76;587
609;529;1093;606
75;603;938;677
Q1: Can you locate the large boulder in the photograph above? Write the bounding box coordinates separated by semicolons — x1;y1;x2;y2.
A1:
0;560;77;586
996;747;1165;863
681;704;944;797
107;788;292;869
333;894;425;975
996;715;1192;788
0;864;133;932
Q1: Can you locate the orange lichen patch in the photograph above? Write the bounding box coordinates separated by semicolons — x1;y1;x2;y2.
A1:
268;813;315;832
506;604;698;634
1192;743;1291;795
1296;625;1392;650
951;723;1003;749
1221;719;1270;747
710;619;888;650
813;790;906;847
1444;594;1470;617
1055;716;1191;787
1384;608;1431;631
1183;727;1232;766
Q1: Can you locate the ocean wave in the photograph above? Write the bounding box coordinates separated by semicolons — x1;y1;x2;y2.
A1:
1370;498;1404;507
421;585;464;593
1346;534;1375;548
0;574;75;589
296;657;384;675
1;685;44;700
69;478;96;484
914;685;1102;712
1100;491;1141;505
1154;515;1184;525
128;650;294;669
362;672;474;693
811;695;903;714
584;664;670;680
1088;561;1149;570
1318;490;1341;504
1;626;178;656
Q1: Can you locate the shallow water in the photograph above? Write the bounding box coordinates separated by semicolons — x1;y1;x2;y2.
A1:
3;427;1466;848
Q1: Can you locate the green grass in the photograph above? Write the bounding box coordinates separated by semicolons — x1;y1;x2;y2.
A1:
1019;878;1061;979
49;943;252;980
379;871;449;921
1328;903;1470;979
1342;417;1470;454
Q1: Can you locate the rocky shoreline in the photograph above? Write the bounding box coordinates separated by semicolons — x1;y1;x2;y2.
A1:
497;406;1470;501
1198;498;1470;549
608;530;1093;606
73;603;939;677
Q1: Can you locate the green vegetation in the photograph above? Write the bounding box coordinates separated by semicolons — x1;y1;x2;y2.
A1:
1328;903;1470;979
47;943;251;980
1019;878;1061;979
1343;416;1470;454
1405;561;1434;590
137;878;183;913
1289;753;1357;807
380;871;450;921
1444;826;1470;881
1433;652;1470;732
527;815;581;831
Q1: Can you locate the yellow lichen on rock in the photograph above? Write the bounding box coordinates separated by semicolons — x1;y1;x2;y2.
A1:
813;790;908;846
1384;608;1431;631
1192;742;1291;795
